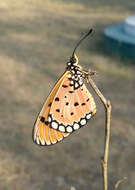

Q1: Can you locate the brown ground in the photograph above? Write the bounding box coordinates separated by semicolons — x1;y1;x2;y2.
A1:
0;0;135;190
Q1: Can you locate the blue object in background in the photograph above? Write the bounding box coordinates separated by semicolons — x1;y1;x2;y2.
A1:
104;15;135;60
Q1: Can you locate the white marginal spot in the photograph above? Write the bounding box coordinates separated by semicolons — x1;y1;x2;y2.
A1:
77;71;81;75
66;126;73;133
59;125;65;132
68;73;72;78
80;119;87;126
64;133;70;137
70;80;74;85
72;70;75;74
79;80;83;85
48;116;51;123
75;82;79;88
68;62;71;66
51;121;58;129
46;141;51;145
73;123;80;130
86;113;92;120
41;139;45;145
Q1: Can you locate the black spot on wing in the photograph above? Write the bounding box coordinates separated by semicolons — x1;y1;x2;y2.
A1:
40;116;45;122
45;121;49;125
56;109;60;112
40;117;49;126
69;91;74;93
55;97;59;101
74;102;79;106
62;85;68;88
48;102;52;107
81;103;86;106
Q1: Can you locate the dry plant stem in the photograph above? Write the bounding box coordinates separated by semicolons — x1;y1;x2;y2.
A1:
87;74;111;190
114;177;127;190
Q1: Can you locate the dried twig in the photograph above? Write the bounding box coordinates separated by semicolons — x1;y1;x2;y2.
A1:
86;72;111;190
114;177;127;190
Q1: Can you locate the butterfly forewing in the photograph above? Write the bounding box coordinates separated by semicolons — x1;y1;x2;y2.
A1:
49;75;96;133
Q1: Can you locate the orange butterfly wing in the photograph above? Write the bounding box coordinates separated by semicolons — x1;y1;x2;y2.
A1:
48;74;96;133
32;71;70;146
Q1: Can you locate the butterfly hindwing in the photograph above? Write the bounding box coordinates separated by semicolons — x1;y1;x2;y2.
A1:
33;71;70;146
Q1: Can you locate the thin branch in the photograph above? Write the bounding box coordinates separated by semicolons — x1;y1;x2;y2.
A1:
114;177;127;190
86;72;111;190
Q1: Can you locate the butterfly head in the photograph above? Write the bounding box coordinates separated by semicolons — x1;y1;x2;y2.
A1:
67;53;78;67
70;53;79;65
66;53;81;73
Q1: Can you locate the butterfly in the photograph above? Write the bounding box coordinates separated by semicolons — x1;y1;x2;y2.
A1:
32;29;96;146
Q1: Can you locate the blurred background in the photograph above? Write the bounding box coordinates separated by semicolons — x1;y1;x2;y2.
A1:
0;0;135;190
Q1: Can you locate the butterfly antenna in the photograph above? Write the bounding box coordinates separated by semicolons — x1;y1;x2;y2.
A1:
72;28;93;57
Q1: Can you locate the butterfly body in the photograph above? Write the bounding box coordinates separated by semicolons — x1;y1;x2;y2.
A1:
66;57;84;90
33;29;97;146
